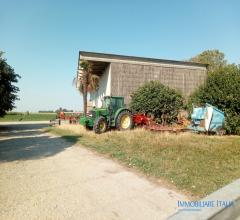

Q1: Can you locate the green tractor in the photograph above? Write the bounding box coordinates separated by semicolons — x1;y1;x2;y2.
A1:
79;96;134;134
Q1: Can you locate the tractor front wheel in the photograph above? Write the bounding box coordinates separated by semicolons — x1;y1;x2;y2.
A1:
93;116;108;134
116;110;134;131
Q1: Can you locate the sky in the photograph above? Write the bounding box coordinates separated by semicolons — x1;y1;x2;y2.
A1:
1;0;239;112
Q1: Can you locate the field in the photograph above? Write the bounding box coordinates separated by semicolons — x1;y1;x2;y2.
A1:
0;112;56;122
48;125;240;198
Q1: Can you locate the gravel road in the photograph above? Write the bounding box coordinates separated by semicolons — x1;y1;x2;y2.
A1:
0;122;187;220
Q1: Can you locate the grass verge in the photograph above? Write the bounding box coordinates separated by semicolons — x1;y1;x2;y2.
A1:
48;125;240;198
0;113;56;122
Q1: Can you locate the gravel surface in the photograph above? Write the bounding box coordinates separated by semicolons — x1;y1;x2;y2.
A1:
0;122;187;220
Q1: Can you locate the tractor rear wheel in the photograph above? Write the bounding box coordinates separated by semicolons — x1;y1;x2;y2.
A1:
116;110;133;131
93;116;108;134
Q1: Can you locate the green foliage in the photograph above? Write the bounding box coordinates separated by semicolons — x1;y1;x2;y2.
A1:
130;81;184;123
189;65;240;134
80;60;90;70
189;49;227;72
0;53;20;117
78;60;99;92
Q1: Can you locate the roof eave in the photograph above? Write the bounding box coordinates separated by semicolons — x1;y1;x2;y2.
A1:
79;51;208;68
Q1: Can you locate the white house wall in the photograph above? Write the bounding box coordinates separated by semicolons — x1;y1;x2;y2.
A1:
90;64;111;107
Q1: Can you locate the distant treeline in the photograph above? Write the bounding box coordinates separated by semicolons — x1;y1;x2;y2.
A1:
39;108;74;113
6;111;56;115
6;108;75;114
7;112;24;115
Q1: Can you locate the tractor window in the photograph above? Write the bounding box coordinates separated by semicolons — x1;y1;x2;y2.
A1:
103;98;111;108
116;99;124;108
110;99;116;110
111;98;123;111
103;97;124;111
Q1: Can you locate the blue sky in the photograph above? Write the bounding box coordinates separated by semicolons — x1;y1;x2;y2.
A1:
1;0;239;112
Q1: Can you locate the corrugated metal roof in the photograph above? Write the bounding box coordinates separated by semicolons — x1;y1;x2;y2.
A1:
79;51;208;68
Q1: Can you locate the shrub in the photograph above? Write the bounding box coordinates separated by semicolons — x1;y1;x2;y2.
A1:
130;81;184;124
189;65;240;134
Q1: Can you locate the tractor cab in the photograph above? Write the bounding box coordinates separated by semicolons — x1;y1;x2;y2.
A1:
102;96;125;113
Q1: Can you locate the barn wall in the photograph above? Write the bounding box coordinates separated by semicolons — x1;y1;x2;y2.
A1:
111;62;207;105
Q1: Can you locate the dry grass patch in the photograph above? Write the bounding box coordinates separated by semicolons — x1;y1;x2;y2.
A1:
48;125;240;198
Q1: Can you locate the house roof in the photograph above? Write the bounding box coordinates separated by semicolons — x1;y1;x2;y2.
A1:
79;51;208;68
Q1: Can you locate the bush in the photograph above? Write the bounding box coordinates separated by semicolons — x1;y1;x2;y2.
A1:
130;81;184;124
189;65;240;134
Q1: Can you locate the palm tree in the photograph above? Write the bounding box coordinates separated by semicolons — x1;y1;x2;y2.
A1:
74;60;99;116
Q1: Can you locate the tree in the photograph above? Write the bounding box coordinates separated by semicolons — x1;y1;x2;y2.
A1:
130;81;184;124
188;65;240;134
189;50;227;72
73;60;99;115
0;52;20;117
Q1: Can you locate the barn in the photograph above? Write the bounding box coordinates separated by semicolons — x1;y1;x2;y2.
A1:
77;51;207;107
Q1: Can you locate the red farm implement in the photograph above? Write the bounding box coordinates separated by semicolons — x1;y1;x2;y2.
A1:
133;112;189;133
51;111;82;125
133;113;150;126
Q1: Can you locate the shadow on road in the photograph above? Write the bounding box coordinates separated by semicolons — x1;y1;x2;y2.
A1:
0;123;79;162
0;123;48;137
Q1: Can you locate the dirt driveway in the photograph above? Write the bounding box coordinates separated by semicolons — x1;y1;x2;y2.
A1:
0;122;187;220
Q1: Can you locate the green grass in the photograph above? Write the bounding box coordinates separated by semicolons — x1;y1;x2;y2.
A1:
0;113;56;122
48;125;240;198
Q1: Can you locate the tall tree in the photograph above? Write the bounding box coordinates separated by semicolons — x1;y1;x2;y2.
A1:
0;52;20;117
189;49;227;72
74;60;99;115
